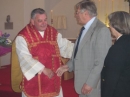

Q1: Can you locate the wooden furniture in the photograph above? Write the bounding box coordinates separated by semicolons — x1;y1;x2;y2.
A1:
61;57;74;80
61;38;76;80
68;38;76;43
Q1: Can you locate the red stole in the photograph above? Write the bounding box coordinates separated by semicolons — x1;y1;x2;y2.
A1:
18;24;61;97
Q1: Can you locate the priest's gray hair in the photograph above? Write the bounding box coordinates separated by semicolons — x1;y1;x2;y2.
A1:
31;8;46;19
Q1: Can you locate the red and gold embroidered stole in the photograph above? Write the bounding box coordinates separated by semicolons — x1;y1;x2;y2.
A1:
19;24;62;97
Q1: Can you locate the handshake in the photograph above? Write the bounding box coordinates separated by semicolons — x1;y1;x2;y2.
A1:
41;65;69;79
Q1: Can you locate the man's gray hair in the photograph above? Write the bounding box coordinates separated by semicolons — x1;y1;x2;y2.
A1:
75;0;97;17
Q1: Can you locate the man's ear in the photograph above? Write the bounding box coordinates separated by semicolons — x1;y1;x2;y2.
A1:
30;19;34;25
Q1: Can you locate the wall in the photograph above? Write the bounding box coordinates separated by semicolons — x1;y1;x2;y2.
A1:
24;0;45;26
0;0;24;40
94;0;129;26
51;0;81;38
0;0;24;66
0;0;45;66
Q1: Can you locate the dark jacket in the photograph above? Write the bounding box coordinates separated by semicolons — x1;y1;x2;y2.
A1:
101;35;130;97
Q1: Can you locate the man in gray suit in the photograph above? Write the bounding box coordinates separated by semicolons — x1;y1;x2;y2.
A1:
56;0;112;97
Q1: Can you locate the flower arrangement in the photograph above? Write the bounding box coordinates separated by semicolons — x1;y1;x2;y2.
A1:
0;31;12;45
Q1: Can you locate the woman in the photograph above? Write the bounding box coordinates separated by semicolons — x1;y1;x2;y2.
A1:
101;11;130;97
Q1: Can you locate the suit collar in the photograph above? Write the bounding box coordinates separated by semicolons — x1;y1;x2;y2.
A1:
74;18;98;58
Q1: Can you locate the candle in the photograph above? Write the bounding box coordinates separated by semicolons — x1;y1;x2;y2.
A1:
50;10;53;26
51;10;53;19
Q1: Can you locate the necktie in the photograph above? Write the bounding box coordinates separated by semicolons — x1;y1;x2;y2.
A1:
74;27;85;58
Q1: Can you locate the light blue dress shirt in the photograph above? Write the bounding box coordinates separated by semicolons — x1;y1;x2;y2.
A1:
79;17;96;44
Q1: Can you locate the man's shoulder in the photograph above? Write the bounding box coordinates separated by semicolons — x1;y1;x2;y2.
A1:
91;18;108;30
96;20;107;27
94;20;109;32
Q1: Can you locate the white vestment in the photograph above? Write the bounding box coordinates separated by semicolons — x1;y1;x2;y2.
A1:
15;32;74;97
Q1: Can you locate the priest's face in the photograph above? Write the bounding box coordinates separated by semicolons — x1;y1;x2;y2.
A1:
31;13;47;31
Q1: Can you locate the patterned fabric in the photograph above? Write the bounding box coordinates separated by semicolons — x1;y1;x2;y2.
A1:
18;24;61;97
11;22;74;96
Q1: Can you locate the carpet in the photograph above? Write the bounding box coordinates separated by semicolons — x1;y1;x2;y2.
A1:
0;65;21;97
62;78;78;97
0;65;78;97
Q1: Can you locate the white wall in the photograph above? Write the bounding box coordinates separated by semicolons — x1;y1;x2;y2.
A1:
24;0;45;26
50;0;81;38
0;0;24;40
0;0;45;66
0;0;24;66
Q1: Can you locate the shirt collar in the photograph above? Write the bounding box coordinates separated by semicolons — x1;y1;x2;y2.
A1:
84;17;96;29
39;31;44;37
116;34;122;40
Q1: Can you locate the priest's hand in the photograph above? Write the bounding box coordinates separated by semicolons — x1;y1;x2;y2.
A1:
56;65;69;76
81;83;93;95
43;68;54;78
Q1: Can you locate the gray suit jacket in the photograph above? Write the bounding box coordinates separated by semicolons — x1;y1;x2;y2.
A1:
67;18;112;97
